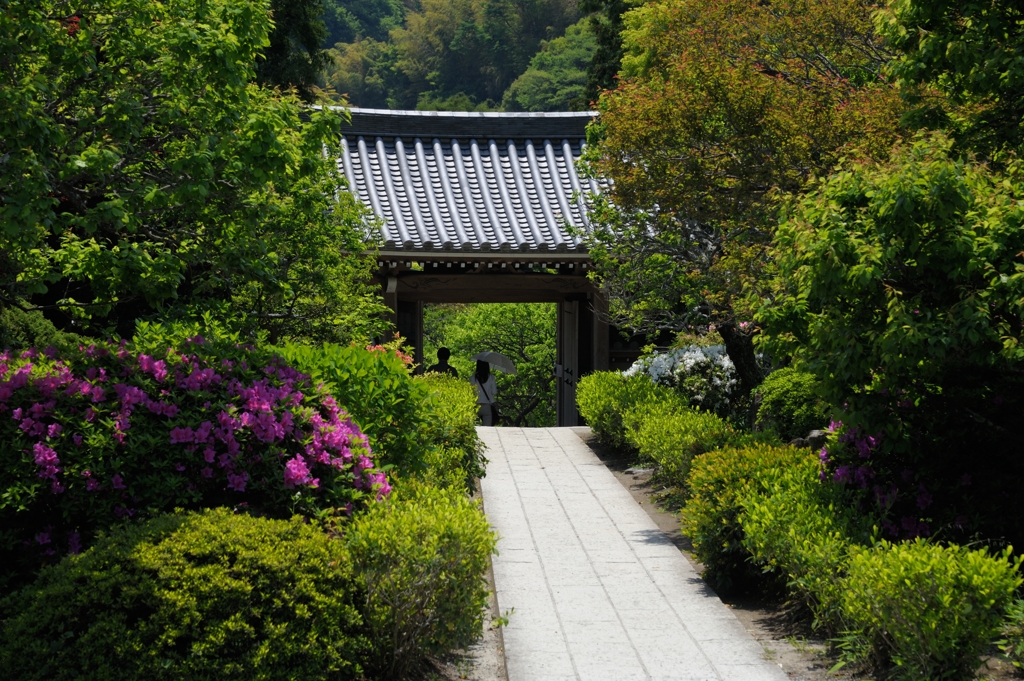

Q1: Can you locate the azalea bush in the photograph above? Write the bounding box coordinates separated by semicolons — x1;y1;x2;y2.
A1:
0;336;389;591
624;344;741;417
278;343;485;487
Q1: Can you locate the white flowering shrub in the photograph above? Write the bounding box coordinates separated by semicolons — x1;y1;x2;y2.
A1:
624;345;738;416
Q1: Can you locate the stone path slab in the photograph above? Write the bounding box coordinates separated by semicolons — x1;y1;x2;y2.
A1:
479;427;789;681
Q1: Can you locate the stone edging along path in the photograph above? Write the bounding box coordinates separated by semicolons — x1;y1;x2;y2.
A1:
478;426;789;681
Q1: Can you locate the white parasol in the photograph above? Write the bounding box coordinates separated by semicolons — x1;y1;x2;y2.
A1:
470;351;517;374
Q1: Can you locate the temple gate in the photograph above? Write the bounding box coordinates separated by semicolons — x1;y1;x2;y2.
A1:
338;108;641;425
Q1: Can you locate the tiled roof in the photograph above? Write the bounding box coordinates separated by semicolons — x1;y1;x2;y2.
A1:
337;108;604;252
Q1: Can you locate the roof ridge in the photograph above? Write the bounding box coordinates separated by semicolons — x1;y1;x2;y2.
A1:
333;106;597;140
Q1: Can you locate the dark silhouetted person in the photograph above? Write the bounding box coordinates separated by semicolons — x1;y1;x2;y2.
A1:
426;347;459;377
470;360;498;426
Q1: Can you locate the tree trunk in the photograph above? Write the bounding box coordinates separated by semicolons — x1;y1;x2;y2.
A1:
717;320;763;398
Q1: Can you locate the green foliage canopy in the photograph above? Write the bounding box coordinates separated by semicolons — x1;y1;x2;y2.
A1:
502;19;598;112
323;0;406;45
578;0;630;103
878;0;1024;155
256;0;332;101
581;0;904;392
0;0;387;343
324;0;581;109
761;132;1024;544
764;134;1024;447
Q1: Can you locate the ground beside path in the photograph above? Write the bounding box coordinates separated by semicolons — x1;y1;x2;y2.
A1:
479;427;790;681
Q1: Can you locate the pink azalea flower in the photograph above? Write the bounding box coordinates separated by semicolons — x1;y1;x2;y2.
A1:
283;455;312;488
226;471;249;492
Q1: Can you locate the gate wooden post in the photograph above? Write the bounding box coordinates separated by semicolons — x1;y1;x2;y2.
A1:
557;299;580;426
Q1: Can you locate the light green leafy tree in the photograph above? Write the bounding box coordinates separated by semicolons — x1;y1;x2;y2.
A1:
502;19;598;111
0;0;389;343
877;0;1024;156
580;0;903;395
423;303;557;427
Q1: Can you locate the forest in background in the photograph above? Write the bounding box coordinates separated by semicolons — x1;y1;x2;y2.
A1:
318;0;607;110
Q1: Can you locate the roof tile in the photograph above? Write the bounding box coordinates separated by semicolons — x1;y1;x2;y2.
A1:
338;108;605;252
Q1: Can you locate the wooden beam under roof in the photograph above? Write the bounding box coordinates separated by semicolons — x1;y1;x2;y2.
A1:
374;272;594;303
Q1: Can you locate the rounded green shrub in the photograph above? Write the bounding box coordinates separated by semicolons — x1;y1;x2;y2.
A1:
624;402;775;491
0;306;80;352
681;444;810;591
576;371;681;450
416;372;486;489
839;540;1022;679
740;455;871;631
346;480;497;678
754;367;830;441
0;509;369;681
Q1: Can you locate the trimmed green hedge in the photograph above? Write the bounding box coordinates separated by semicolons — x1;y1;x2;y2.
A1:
0;509;369;681
684;442;1022;679
624;401;776;491
681;444;812;591
839;541;1021;678
0;306;80;352
576;371;681;450
347;480;497;678
740;452;870;629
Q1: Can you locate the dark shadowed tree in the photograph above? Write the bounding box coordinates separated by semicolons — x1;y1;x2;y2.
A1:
579;0;629;103
255;0;331;101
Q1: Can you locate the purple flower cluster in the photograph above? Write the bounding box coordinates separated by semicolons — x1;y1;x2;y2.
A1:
0;341;390;563
818;418;941;540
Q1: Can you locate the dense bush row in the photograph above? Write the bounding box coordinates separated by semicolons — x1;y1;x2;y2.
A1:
577;369;779;494
576;368;1024;678
689;444;1022;677
576;372;677;450
0;489;495;681
1;327;495;679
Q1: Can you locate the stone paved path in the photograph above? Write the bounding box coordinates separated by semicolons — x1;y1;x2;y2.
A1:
479;427;789;681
